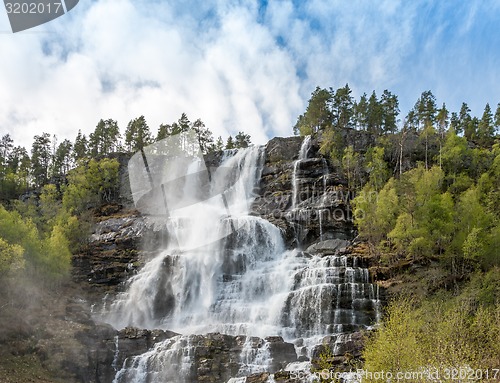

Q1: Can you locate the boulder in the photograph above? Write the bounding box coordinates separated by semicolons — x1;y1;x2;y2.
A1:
306;239;351;256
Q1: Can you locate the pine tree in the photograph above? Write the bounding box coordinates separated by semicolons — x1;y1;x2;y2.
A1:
449;112;459;134
380;90;399;134
366;91;383;137
436;103;449;139
464;117;479;142
73;130;88;162
177;113;191;133
214;136;224;152
477;103;494;147
494;103;500;133
293;87;332;135
226;136;235;149
436;103;449;169
0;134;14;167
415;90;437;130
89;119;121;156
234;131;251;148
458;102;472;137
125;116;152;152
157;123;172;141
51;139;73;179
31;133;52;187
353;93;368;131
192;119;214;154
332;84;354;130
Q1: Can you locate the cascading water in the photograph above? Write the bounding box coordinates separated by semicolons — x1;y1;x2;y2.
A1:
291;135;311;209
104;140;380;382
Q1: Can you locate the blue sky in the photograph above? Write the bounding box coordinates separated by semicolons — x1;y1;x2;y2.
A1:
1;0;499;148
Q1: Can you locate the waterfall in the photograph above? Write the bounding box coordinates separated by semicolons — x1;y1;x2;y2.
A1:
291;135;311;209
113;335;194;383
105;146;292;333
112;335;120;372
106;140;381;382
237;337;271;376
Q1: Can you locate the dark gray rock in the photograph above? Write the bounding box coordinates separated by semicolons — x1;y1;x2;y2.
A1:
265;136;303;163
306;239;351;256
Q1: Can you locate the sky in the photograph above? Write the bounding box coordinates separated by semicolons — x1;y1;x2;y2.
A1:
1;0;499;149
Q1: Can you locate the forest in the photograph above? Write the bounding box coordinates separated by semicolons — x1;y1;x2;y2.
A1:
0;85;499;380
0;113;252;281
295;85;499;378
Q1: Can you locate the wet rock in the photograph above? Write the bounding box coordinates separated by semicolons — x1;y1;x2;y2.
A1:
311;331;364;370
266;336;298;371
306;239;351;256
246;372;270;383
265;136;303;163
252;136;354;249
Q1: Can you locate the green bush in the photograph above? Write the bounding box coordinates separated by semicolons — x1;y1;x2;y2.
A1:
363;281;500;382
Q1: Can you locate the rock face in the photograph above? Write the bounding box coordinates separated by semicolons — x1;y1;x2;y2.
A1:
66;136;381;383
112;333;297;383
306;239;351;256
72;213;172;304
252;136;354;249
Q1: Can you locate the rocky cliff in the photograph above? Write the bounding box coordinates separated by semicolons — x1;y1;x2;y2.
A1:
51;135;384;383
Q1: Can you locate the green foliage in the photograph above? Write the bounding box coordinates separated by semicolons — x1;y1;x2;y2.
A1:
363;298;425;375
414;90;437;129
294;87;333;136
62;158;120;214
0;205;70;280
73;129;88;162
42;224;72;278
192;118;214;154
354;156;498;271
226;136;235;149
331;84;354;130
319;126;343;165
214;136;224;151
366;91;384;136
363;279;500;378
385;166;452;259
341;146;361;190
353;178;399;251
30;133;52;188
477;103;495;147
156;113;234;154
457;102;472;136
125;115;152;152
364;147;389;191
89;119;121;156
234;131;252;149
0;237;24;273
50;138;73;179
310;343;340;383
380;90;400;134
495;103;500;131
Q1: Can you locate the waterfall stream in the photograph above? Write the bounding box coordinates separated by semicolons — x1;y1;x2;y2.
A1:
105;140;380;382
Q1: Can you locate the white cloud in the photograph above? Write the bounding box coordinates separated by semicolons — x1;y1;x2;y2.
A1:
0;0;498;150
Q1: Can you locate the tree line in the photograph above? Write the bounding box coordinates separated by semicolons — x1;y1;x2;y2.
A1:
295;85;499;145
0;113;252;200
299;85;499;377
295;85;499;274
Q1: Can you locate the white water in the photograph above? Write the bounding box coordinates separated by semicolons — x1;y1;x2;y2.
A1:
238;337;271;376
291;135;312;209
113;335;194;383
106;143;380;382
